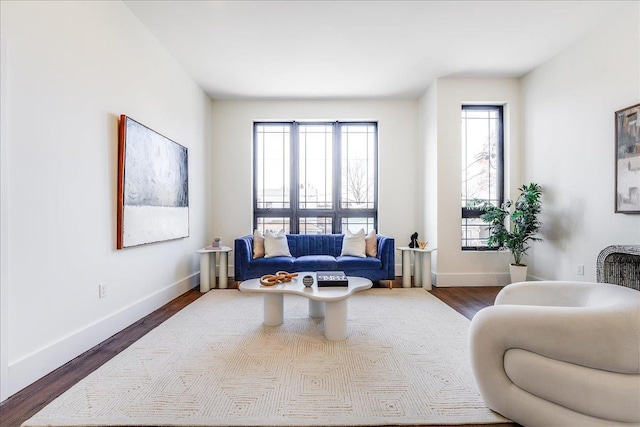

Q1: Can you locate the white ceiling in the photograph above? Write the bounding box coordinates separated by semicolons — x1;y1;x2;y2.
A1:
124;1;629;100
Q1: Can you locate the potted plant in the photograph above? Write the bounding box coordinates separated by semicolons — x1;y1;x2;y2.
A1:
471;183;542;283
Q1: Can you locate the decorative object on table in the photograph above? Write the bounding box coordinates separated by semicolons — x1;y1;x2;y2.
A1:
211;237;221;248
317;271;348;287
303;275;314;287
117;115;189;249
408;232;419;248
259;271;298;286
615;103;640;213
469;183;542;283
417;240;428;249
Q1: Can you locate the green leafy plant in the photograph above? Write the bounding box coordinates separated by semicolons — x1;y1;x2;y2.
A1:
470;183;542;266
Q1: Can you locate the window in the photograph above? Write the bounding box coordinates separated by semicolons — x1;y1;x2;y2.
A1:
461;106;504;249
254;122;377;235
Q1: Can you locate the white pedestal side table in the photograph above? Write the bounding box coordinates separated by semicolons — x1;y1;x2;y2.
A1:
397;246;437;290
196;246;232;292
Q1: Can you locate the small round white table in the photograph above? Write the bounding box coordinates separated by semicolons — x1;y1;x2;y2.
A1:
397;246;437;289
239;272;372;341
196;246;232;292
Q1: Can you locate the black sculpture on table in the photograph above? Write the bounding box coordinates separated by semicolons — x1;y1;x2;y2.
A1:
409;232;419;248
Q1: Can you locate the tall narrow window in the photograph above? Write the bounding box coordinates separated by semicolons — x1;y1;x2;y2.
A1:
461;106;504;249
255;124;291;232
299;124;333;210
254;122;378;235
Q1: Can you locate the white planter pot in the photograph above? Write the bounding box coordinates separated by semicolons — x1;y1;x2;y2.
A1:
509;264;528;283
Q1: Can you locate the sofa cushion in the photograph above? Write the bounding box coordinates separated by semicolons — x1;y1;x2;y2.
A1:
341;229;366;257
294;255;339;271
264;230;292;258
248;256;295;276
337;256;382;270
365;229;378;257
287;234;342;257
253;229;265;259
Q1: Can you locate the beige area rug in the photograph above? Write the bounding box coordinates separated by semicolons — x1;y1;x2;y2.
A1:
23;288;507;426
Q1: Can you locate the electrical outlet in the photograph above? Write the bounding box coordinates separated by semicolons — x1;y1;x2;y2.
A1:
577;265;584;276
99;283;107;298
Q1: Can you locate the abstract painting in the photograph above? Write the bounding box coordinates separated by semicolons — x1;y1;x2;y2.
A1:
615;103;640;213
117;115;189;248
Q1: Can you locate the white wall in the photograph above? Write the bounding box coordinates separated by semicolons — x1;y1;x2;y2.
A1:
418;82;439;276
210;99;418;274
1;34;9;401
0;1;212;400
419;78;522;287
521;2;640;281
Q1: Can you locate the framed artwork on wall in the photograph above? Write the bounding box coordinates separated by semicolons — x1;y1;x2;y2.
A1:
615;103;640;213
117;115;189;249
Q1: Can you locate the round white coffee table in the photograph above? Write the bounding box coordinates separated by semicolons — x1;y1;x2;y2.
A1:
239;272;372;341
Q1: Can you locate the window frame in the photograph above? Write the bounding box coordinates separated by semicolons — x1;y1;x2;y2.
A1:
253;121;378;234
461;105;504;250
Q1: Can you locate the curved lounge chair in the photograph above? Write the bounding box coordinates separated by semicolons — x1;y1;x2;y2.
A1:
469;281;640;427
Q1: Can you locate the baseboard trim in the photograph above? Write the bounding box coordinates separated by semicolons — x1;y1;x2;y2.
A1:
435;272;510;287
6;273;200;399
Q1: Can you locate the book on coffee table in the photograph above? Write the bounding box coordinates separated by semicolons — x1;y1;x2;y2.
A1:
317;271;348;287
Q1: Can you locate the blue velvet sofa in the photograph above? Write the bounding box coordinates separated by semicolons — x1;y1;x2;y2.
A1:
234;234;395;282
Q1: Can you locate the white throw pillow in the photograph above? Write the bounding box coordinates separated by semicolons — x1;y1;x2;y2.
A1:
341;229;366;258
365;229;377;257
253;229;265;259
264;230;292;258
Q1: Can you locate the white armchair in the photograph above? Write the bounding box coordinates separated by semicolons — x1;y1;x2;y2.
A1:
469;281;640;427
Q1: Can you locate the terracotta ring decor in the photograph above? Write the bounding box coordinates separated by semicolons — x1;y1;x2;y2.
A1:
259;271;298;286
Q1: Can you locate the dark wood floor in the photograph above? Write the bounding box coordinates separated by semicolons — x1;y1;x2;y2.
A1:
0;280;514;427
